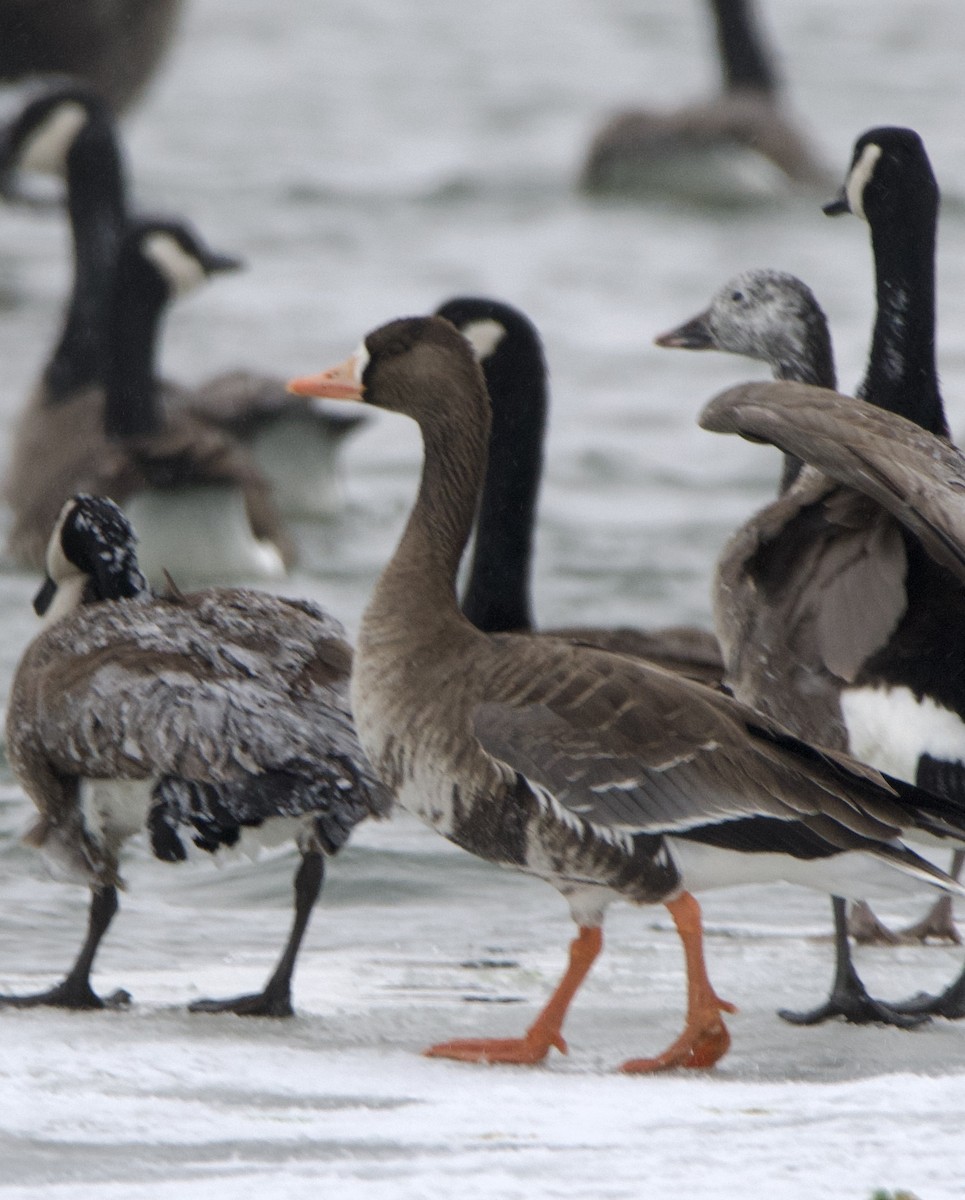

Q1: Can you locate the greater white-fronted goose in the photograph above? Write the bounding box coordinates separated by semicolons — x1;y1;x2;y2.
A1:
580;0;831;200
0;1;185;114
1;494;390;1015
684;128;965;1024
436;295;723;685
288;315;965;1072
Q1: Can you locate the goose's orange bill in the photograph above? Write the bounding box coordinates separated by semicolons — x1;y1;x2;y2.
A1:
287;356;363;401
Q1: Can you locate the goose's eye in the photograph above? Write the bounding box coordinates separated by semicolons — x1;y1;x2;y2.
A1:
730;290;745;305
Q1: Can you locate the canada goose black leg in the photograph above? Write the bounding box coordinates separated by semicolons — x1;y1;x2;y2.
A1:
0;885;129;1010
188;850;324;1018
778;897;929;1029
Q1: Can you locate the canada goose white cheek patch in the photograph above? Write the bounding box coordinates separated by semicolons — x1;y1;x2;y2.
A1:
460;319;507;363
841;685;965;783
846;142;883;221
20;103;88;175
142;232;207;297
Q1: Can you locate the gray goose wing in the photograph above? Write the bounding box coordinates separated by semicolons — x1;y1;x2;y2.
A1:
473;640;954;856
9;588;388;854
701;381;965;584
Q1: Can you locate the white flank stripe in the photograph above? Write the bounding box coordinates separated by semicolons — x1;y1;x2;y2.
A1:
840;684;965;782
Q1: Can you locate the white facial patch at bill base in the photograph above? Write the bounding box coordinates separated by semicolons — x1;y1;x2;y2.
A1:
142;232;208;297
459;319;507;363
20;102;88;175
352;341;370;386
841;684;965;783
846;142;883;221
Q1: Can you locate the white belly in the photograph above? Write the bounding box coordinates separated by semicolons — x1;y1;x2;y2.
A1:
124;486;286;585
841;684;965;782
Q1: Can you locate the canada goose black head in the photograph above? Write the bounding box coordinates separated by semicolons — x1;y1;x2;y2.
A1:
122;217;243;305
823;126;938;228
35;494;148;621
0;80;117;197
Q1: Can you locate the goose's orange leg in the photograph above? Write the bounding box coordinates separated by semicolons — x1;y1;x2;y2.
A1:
424;924;602;1064
621;891;736;1074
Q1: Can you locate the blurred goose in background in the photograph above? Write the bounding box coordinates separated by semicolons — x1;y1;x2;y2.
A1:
0;0;185;114
3;203;296;581
1;494;390;1016
581;0;831;202
0;81;366;533
673;128;965;1024
287;315;965;1072
436;295;722;684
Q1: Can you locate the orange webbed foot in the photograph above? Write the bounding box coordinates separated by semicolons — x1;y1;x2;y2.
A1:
619;997;737;1075
424;1029;567;1065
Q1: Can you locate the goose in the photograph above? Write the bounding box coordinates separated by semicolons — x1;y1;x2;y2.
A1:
580;0;832;201
97;216;297;583
436;295;723;684
0;80;367;525
287;315;965;1072
0;493;390;1015
657;267;943;1025
672;128;965;1024
0;1;185;114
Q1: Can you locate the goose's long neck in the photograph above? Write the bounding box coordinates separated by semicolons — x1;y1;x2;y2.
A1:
773;315;837;492
461;353;545;633
861;204;947;437
713;0;778;96
46;121;127;402
104;257;165;441
364;386;490;649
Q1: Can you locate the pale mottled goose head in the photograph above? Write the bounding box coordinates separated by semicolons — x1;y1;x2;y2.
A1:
35;494;148;622
655;268;835;388
823;126;938;227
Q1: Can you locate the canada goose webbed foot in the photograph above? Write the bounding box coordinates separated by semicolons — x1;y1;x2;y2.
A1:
188;987;294;1019
895;896;962;946
847;901;906;946
892;965;965;1020
778;988;929;1029
0;980;131;1010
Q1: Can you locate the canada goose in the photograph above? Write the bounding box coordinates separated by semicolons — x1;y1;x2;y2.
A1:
287;315;965;1072
0;80;368;525
436;295;723;684
676;128;965;1024
0;1;185;114
0;494;390;1015
98;216;297;583
580;0;832;201
657;265;963;1024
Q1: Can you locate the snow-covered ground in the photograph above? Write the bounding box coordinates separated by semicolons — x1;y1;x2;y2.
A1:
2;805;964;1199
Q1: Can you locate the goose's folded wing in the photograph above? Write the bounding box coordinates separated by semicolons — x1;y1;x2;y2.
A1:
473;650;912;848
700;381;965;584
8;593;362;787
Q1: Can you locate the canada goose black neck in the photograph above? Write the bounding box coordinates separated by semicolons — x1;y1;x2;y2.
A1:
2;88;128;401
839;127;946;437
437;297;546;633
713;0;778;96
53;96;127;396
103;229;168;441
